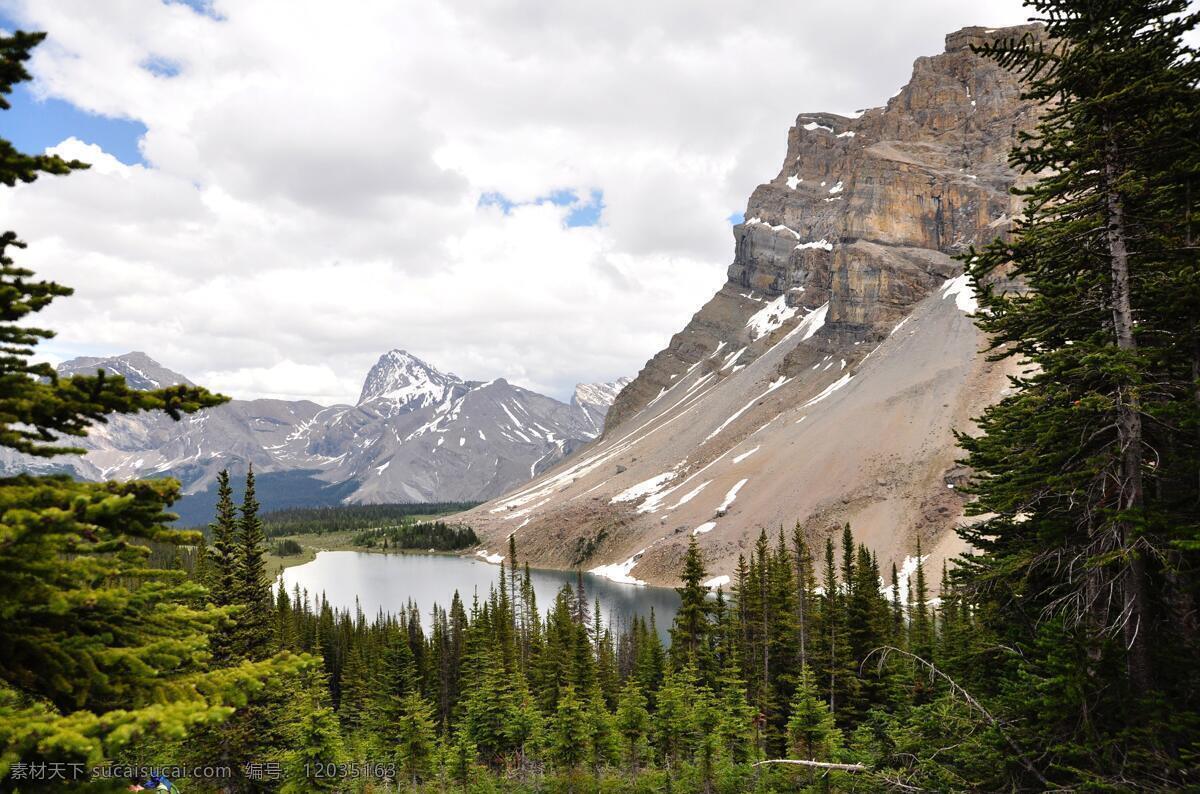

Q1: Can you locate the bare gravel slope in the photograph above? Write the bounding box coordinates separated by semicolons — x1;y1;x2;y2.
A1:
459;25;1041;585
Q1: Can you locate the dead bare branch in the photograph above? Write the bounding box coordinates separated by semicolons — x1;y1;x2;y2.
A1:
751;759;868;772
864;645;1053;789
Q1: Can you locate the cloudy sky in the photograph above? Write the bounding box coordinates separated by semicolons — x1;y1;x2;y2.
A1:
0;0;1034;404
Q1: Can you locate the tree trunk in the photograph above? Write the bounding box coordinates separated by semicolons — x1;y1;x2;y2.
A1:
794;535;808;672
1103;128;1153;695
760;557;770;696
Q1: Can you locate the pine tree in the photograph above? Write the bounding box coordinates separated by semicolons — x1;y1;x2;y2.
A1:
0;29;302;772
393;691;437;786
669;537;714;682
281;676;345;793
234;466;273;661
446;727;478;789
786;666;842;772
209;469;239;607
549;683;592;774
960;4;1200;785
614;679;651;775
369;625;417;749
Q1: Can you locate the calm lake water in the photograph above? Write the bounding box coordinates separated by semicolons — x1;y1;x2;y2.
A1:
279;551;680;641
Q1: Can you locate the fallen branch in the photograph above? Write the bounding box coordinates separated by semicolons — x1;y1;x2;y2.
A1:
751;759;867;772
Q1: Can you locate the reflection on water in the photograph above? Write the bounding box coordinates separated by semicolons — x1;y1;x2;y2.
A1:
279;551;680;641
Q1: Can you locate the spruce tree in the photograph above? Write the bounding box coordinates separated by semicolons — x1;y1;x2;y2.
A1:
786;666;841;763
961;3;1200;784
654;666;702;774
587;683;621;774
792;523;814;672
209;469;239;607
234;466;273;661
669;537;714;681
714;651;758;764
393;691;437;786
0;29;302;772
549;683;591;774
275;583;296;651
446;727;478;789
773;533;801;663
614;679;651;775
282;676;345;793
337;646;371;734
369;626;417;750
463;641;528;767
908;540;933;663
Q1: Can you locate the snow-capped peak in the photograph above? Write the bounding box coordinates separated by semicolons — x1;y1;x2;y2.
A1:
57;351;194;390
357;349;462;410
572;377;632;409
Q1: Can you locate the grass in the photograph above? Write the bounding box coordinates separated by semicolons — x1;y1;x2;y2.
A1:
264;530;359;575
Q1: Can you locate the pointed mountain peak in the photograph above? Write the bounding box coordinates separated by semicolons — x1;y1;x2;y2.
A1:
572;377;631;409
357;348;462;408
57;351;194;390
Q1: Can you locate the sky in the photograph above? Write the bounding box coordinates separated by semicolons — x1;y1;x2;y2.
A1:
0;0;1039;405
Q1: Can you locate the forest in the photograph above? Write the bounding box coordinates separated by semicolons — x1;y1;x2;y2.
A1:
350;520;479;551
211;502;478;539
1;0;1199;790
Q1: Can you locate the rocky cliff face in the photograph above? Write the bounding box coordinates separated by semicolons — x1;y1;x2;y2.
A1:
460;25;1043;585
608;24;1040;431
6;351;629;514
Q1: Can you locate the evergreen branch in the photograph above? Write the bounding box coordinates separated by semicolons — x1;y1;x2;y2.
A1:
864;646;1053;788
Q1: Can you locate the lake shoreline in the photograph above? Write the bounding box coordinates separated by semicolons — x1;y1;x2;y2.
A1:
266;531;466;575
278;549;680;641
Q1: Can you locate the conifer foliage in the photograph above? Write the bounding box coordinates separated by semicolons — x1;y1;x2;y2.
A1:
962;0;1200;786
2;4;1199;790
0;29;305;780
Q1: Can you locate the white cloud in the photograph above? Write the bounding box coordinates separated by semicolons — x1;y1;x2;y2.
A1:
204;360;359;405
1;0;1030;403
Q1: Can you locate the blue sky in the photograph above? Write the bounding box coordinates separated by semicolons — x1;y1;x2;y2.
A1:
0;6;148;165
479;189;605;228
0;83;148;165
0;0;1037;404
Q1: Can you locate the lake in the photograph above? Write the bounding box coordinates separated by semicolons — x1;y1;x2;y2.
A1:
279;551;680;641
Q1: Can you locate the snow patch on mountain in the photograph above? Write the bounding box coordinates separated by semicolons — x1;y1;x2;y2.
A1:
589;548;648;585
940;274;978;315
357;349;460;412
746;294;798;340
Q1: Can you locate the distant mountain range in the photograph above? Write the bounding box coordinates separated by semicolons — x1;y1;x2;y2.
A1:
3;350;628;524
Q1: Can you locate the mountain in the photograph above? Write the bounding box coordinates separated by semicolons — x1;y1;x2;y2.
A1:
572;377;632;438
4;350;629;519
56;351;194;390
458;25;1043;586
